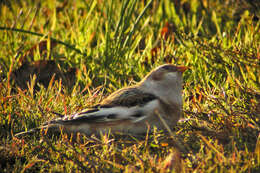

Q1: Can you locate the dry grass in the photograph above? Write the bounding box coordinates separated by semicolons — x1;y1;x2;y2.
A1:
0;0;259;172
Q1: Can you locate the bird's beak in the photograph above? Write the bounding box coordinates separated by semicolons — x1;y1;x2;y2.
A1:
176;66;189;73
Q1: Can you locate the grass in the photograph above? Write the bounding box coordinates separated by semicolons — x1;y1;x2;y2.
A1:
0;0;260;172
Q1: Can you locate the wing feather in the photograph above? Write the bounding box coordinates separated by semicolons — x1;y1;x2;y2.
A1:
45;87;157;126
100;87;157;107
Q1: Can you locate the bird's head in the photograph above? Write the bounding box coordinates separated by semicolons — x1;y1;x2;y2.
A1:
140;64;188;87
148;64;187;80
139;64;188;105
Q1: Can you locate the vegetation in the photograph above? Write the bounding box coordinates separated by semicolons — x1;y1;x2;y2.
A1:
0;0;259;172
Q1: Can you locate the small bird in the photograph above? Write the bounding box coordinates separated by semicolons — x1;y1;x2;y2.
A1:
15;64;187;137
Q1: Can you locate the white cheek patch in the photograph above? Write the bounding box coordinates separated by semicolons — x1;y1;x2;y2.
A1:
165;72;177;79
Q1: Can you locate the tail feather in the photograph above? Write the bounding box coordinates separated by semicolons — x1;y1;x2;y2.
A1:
14;127;43;138
14;124;62;138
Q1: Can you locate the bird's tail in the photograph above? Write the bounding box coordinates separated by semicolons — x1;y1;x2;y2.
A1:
14;127;44;138
14;124;62;138
14;111;66;138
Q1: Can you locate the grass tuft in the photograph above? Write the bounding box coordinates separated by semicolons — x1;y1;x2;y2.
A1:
0;0;259;172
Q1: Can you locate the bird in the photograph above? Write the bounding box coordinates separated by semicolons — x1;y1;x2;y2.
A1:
15;64;188;137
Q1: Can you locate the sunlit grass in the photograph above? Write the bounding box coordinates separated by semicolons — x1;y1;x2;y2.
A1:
0;0;259;172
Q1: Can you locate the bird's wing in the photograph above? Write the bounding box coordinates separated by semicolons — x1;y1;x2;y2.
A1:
45;88;158;126
99;87;158;107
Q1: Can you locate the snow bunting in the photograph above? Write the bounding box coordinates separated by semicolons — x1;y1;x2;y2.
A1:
15;64;187;137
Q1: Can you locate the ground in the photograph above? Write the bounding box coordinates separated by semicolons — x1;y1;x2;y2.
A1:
0;0;259;172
